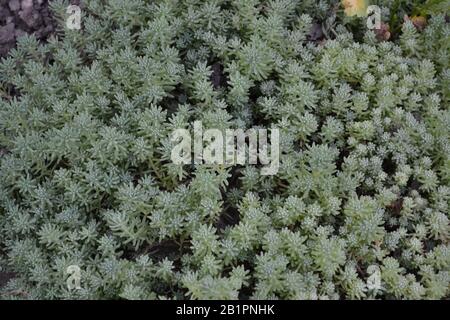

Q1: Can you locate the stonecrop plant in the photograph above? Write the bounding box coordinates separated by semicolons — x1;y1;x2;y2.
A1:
0;0;449;300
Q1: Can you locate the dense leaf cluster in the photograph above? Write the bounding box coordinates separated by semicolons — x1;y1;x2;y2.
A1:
0;0;448;299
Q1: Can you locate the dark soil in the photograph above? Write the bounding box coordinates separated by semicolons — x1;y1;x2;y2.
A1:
0;271;15;289
0;0;57;57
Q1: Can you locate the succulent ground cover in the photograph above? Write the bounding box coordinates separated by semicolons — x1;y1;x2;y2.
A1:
0;0;449;299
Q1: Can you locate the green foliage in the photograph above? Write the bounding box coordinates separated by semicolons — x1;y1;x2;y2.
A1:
0;0;448;300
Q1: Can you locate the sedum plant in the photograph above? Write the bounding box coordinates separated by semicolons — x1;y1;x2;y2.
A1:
0;0;448;300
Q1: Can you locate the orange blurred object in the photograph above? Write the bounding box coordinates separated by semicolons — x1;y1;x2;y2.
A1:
404;15;428;31
342;0;368;17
